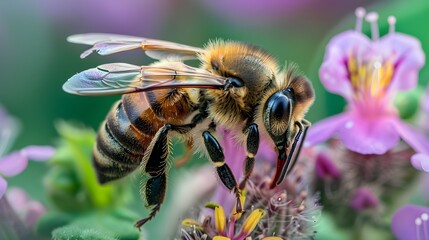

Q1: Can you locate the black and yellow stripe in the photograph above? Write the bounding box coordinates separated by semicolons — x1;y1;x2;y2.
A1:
93;89;195;184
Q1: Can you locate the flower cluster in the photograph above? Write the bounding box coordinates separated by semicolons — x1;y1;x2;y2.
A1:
0;105;55;199
178;141;320;240
314;140;414;225
0;105;54;240
303;7;429;239
306;8;428;162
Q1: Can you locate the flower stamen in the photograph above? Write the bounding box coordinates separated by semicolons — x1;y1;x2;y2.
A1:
422;213;429;240
355;7;366;32
206;202;227;235
240;209;266;236
365;12;379;40
388;16;396;34
416;217;423;240
348;53;394;101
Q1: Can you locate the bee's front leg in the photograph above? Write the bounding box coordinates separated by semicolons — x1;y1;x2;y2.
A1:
239;123;259;190
202;130;243;213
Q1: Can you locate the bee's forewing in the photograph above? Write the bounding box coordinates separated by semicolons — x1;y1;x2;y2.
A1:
63;63;142;96
63;62;226;96
67;33;205;60
67;33;144;45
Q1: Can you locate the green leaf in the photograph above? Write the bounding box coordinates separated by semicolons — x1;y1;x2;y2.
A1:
56;121;116;208
315;213;350;240
52;226;119;240
50;212;141;240
394;88;423;120
47;121;133;211
36;212;73;238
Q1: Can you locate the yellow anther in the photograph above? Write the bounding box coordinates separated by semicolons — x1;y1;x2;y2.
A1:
213;236;231;240
380;61;393;89
181;218;203;231
348;54;394;99
247;153;255;158
241;209;266;235
348;55;358;87
205;202;226;233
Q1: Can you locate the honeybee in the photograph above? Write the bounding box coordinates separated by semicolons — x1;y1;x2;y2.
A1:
64;34;314;228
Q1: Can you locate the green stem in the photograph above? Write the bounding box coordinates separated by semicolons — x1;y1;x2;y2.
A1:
0;196;34;240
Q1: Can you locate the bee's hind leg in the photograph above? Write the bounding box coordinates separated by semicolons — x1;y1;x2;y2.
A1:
202;130;243;214
135;123;196;229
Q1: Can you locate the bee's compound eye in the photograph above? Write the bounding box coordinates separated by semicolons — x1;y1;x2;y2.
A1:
269;93;291;121
264;91;292;139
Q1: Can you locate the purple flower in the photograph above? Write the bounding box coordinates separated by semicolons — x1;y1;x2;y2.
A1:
349;187;379;211
315;151;340;180
413;87;429;171
306;8;429;159
391;204;429;240
0;146;55;199
5;187;46;227
0;106;55;198
177;128;319;239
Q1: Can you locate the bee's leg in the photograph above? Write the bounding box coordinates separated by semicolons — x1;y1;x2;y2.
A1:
285;119;311;175
135;125;170;229
239;123;259;190
135;122;197;229
202;130;243;213
276;119;311;185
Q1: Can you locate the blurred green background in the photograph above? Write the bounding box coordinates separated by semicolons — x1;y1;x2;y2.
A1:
1;0;428;239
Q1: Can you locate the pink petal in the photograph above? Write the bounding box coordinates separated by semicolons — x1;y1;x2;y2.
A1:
319;31;370;99
411;153;429;172
20;146;55;161
349;187;379;211
25;200;46;227
0;152;28;177
391;204;429;240
218;128;246;178
337;114;399;155
0;176;7;199
391;119;429;154
315;152;340;180
5;187;29;210
380;33;425;92
256;137;276;164
305;113;349;147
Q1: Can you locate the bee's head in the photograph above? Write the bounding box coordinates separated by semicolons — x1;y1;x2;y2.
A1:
263;66;314;145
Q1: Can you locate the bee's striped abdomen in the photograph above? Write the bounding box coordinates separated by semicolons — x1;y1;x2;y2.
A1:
93;89;196;184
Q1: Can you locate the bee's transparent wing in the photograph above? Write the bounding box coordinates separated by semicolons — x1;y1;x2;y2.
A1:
63;62;227;96
67;33;205;60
